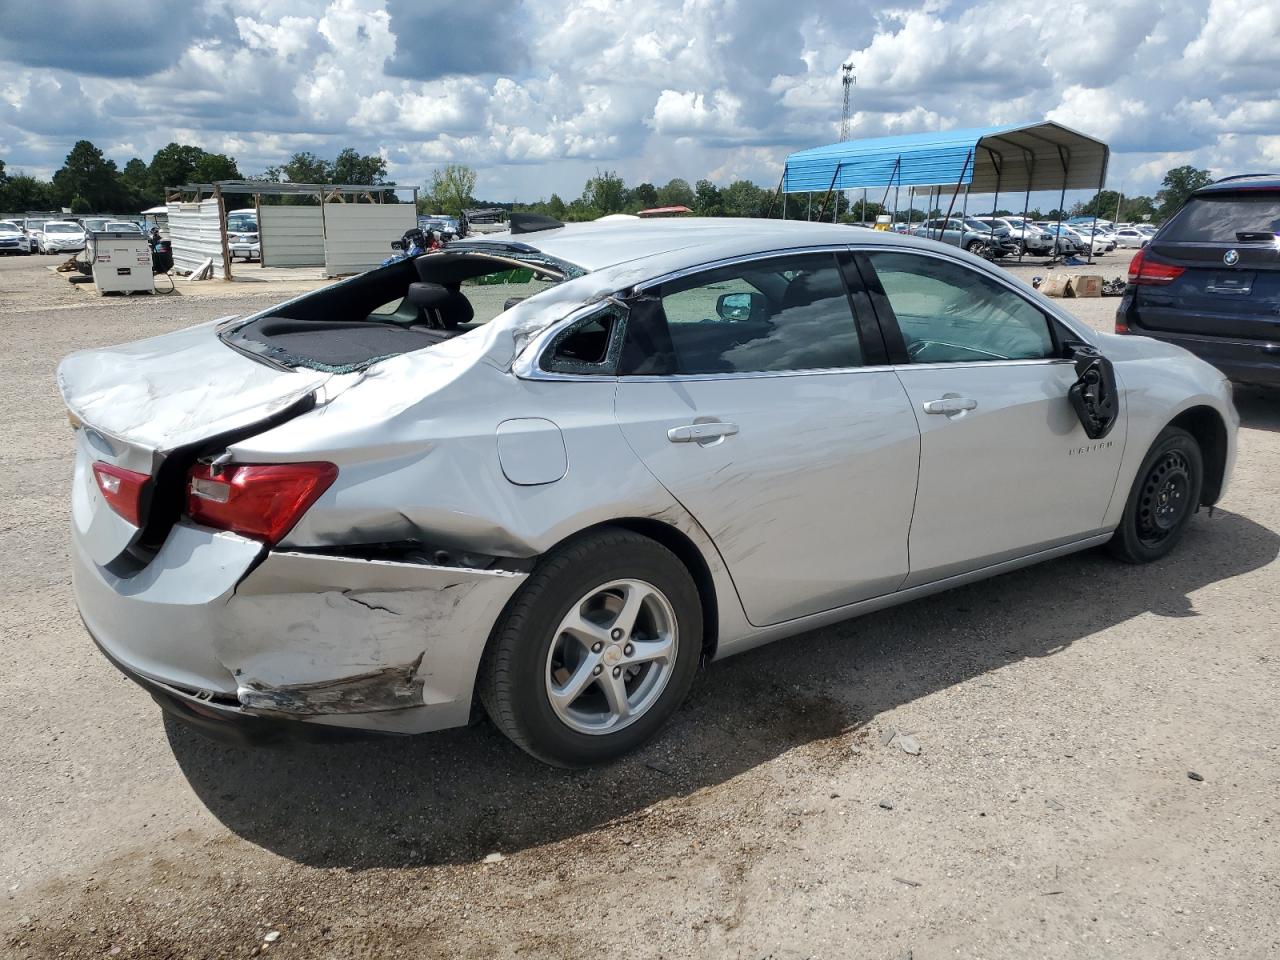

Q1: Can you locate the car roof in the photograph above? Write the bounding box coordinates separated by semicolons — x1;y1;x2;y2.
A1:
455;217;930;272
1197;174;1280;194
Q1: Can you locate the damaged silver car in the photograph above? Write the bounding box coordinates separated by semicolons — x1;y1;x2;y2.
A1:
60;215;1238;766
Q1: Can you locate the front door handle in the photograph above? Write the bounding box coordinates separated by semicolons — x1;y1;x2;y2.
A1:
667;421;739;444
922;397;978;416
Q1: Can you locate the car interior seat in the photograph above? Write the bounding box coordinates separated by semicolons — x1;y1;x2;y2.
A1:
407;280;475;330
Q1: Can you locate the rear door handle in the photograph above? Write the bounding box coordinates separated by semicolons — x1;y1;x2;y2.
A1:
922;397;978;415
667;421;739;444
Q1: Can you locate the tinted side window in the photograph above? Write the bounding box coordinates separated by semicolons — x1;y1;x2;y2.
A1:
627;253;861;376
1160;193;1280;243
868;252;1056;363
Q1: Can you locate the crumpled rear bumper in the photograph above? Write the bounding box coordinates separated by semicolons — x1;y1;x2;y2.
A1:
73;522;527;735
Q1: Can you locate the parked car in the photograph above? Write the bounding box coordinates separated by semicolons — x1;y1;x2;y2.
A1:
37;220;86;254
1113;227;1150;249
1034;223;1087;256
1116;173;1280;386
0;220;32;254
1042;224;1109;256
912;217;1020;257
227;209;260;262
975;216;1056;255
59;217;1238;765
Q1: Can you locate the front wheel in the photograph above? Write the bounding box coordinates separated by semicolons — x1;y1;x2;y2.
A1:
478;528;702;766
1108;426;1204;563
964;239;988;257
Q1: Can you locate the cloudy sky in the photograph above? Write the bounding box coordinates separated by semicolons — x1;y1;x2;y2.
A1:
1;0;1277;203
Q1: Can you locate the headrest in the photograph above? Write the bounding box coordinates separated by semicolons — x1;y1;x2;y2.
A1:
408;282;473;330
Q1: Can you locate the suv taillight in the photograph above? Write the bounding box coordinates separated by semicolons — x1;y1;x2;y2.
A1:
187;462;337;545
1128;247;1185;285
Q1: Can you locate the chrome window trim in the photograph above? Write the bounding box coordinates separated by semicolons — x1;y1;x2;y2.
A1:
514;241;1096;383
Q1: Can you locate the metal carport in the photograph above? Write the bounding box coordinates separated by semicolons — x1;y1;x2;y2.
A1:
781;121;1110;263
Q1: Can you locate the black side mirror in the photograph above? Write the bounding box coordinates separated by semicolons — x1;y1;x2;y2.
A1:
1065;342;1118;439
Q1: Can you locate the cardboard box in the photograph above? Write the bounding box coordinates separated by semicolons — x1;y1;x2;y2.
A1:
1072;274;1103;298
1038;274;1074;298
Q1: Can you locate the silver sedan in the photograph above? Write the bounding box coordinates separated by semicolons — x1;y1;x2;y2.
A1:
59;217;1238;766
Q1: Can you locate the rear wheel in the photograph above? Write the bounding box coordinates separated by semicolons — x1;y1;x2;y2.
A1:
1108;426;1203;563
478;528;702;766
965;239;987;256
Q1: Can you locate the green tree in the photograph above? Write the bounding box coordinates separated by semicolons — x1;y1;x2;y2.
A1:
148;143;206;191
282;151;332;184
69;195;91;214
427;163;477;218
0;173;56;211
332;147;387;185
721;180;767;218
1156;165;1213;220
192;152;240;182
583;169;627;215
692;179;722;216
545;193;567;219
656;178;694;208
844;198;885;223
52;140;119;210
628;182;658;210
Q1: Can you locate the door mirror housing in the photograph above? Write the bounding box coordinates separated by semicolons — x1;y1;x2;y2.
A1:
1065;342;1118;439
716;291;765;321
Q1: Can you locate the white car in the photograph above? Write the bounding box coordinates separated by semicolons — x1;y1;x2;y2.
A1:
38;221;87;254
58;217;1238;765
1113;227;1150;249
227;209;260;262
0;220;32;255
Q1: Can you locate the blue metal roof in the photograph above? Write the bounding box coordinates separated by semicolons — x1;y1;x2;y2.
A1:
783;121;1108;196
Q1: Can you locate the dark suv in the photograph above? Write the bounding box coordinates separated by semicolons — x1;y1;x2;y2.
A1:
1116;174;1280;385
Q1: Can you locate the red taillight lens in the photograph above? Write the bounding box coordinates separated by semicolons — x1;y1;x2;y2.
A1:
1114;316;1130;334
92;461;151;527
1128;247;1185;285
187;462;337;546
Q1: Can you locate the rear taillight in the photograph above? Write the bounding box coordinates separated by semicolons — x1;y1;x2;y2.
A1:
1128;247;1185;285
92;461;150;526
1114;316;1130;335
187;462;337;546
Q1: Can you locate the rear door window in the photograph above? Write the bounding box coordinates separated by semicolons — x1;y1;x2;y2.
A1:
1160;193;1280;244
625;253;862;375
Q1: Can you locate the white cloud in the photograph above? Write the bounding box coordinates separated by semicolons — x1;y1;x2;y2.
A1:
0;0;1278;202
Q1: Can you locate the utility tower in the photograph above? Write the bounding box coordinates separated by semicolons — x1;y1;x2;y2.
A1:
839;62;855;141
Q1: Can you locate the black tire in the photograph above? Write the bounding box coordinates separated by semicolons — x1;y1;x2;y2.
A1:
965;239;985;254
478;528;702;767
1108;426;1203;563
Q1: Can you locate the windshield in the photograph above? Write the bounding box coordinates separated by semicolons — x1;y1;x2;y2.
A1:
104;221;141;232
1160;193;1280;243
228;218;258;232
46;223;79;234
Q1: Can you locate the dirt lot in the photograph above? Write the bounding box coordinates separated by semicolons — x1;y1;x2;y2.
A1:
2;254;1278;959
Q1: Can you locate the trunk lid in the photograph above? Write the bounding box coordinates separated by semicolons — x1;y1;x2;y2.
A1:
59;320;333;566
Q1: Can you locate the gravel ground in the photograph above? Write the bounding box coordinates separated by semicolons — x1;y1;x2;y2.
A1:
2;254;1278;959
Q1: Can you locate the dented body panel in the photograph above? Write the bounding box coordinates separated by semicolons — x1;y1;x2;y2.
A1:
58;219;1239;739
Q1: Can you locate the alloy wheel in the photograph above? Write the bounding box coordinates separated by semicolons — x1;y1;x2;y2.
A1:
544;578;678;735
